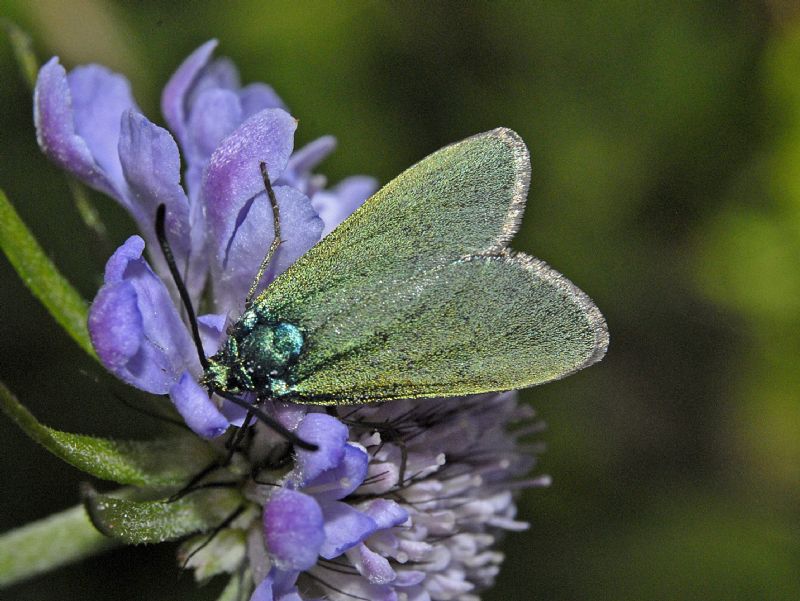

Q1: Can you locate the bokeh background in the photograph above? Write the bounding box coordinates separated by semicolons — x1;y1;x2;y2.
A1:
1;1;798;600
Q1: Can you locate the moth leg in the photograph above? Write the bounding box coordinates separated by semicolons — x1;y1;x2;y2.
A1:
245;162;283;306
179;504;245;571
168;413;256;502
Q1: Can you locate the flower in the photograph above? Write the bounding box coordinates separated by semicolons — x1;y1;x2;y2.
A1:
34;40;377;437
240;393;547;601
32;40;544;601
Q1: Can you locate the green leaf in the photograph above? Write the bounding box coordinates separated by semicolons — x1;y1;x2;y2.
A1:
83;486;243;545
0;504;118;588
0;189;97;359
0;381;216;487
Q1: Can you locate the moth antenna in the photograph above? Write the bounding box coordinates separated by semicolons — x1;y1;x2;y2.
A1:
245;162;283;306
211;387;318;451
157;205;318;452
155;204;209;371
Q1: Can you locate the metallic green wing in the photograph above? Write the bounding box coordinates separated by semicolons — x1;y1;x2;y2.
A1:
255;128;607;403
260;128;529;317
288;252;608;403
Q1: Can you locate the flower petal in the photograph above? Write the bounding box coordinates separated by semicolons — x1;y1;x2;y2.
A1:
204;108;297;271
197;313;227;357
362;499;409;530
264;489;324;572
67;64;138;195
250;568;303;601
88;236;198;393
186;88;242;163
239;83;286;118
280;136;337;191
214;185;322;311
169;371;229;438
319;501;378;559
293;413;348;485
304;443;369;501
313;175;377;236
88;279;141;370
349;543;396;585
33;58;129;199
118;111;195;277
161;39;218;149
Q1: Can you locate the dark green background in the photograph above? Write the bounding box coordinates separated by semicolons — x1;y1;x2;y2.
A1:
1;1;798;600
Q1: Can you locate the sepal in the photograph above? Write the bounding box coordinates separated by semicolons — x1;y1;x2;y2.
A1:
82;485;243;544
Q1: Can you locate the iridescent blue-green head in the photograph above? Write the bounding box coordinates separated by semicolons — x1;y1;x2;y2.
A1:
202;307;304;398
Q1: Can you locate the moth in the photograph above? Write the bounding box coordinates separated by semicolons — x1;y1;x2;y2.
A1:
159;128;608;445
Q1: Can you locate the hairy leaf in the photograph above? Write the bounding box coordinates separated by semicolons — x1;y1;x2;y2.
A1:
83;486;243;544
0;381;215;486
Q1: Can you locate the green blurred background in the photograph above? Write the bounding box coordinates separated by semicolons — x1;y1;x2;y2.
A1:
1;1;798;600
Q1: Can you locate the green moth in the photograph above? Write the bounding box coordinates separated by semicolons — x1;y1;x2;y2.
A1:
200;127;608;405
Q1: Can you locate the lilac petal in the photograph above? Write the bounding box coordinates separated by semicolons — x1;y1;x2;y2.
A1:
68;64;138;196
161;39;218;148
304;443;369;502
308;565;398;601
186;89;242;162
220;399;249;427
281;136;337;186
88;236;198;393
319;501;378;559
88;280;141;370
362;499;409;530
264;489;324;571
169;371;229;438
204;108;297;264
188;56;241;104
349;543;396;585
293;413;348;485
270;400;307;432
239;83;286;118
251;581;303;601
250;569;303;601
34;58;120;199
214;185;322;311
250;578;274;601
118;111;192;256
117;110;208;299
313;175;377;236
197;313;227;357
393;570;427;587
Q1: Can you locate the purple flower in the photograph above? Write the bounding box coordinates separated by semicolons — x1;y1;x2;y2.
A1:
242;394;545;601
34;41;376;437
35;40;542;601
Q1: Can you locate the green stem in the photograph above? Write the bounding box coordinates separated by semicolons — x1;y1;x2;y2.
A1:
0;504;119;588
0;189;97;359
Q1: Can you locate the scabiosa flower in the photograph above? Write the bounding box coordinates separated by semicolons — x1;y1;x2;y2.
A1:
27;40;546;601
34;40;377;437
237;394;547;601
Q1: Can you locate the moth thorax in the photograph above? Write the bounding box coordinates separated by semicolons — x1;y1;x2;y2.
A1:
204;319;304;395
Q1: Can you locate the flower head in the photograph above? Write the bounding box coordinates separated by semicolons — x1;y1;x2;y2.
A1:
241;393;546;601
